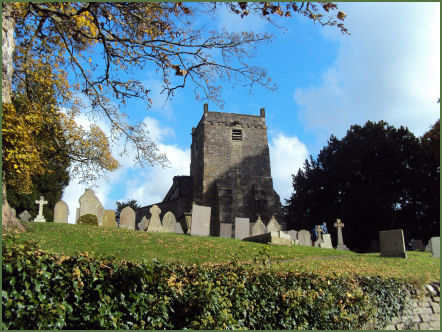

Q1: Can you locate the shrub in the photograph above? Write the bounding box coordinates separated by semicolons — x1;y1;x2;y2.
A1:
2;237;412;329
77;214;98;226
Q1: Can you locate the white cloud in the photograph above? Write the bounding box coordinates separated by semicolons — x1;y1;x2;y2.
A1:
269;133;309;203
294;3;440;141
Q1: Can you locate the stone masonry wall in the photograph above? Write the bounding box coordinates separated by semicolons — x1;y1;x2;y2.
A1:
384;282;440;330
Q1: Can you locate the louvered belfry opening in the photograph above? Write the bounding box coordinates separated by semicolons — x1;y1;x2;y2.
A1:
232;128;242;141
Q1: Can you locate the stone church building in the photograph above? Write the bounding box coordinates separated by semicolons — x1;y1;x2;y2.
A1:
135;104;283;236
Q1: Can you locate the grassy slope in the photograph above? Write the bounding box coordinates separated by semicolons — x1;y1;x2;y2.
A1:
6;222;440;285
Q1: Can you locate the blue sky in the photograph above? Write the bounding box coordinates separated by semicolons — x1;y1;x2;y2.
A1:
63;2;440;223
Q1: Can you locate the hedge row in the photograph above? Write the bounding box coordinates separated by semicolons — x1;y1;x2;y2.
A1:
2;237;412;330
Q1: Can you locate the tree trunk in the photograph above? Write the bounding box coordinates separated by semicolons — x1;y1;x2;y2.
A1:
2;2;25;233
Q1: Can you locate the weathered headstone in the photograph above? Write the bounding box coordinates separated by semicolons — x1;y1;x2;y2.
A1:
334;219;349;250
220;223;233;238
119;206;135;230
162;211;177;233
78;189;104;226
320;234;333;249
297;229;311;246
235;217;250;240
138;216;149;231
190;204;211;236
250;216;267;236
430;237;440;258
147;205;163;233
411;239;425;251
313;225;324;247
34;196;48;222
53;200;69;223
175;222;184;234
287;230;298;242
243;231;292;247
19;210;32;222
103;210;116;228
379;229;407;258
266;215;281;232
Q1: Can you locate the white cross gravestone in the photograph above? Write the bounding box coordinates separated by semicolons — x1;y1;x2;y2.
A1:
147;205;163;233
334;219;349;250
34;196;48;222
119;206;135;230
53;200;69;223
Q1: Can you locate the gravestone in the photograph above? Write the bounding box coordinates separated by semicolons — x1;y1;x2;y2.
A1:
78;189;104;226
411;239;425;251
297;229;311;246
266;215;281;232
379;229;407;258
430;237;440;258
162;211;177;233
138;216;149;231
175;222;184;234
334;219;349;250
220;223;233;238
147;205;163;233
287;230;298;242
119;206;135;230
313;225;324;247
320;234;333;249
34;196;48;222
19;210;32;222
53;200;69;223
103;210;116;228
250;216;267;236
235;217;250;240
190;204;211;236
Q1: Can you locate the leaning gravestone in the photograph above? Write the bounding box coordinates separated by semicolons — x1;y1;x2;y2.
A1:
297;229;311;246
250;216;267;236
147;205;163;233
190;204;211;236
220;223;233;238
411;239;425;251
235;217;250;240
320;234;333;249
266;216;282;232
78;189;104;226
430;237;440;258
19;210;32;222
103;210;116;228
119;206;135;230
162;211;177;233
138;216;149;231
53;200;69;223
379;229;407;258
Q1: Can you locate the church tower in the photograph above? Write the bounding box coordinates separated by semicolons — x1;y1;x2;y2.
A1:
190;104;282;235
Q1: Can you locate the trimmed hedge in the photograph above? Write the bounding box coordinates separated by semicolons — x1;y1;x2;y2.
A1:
2;237;412;329
77;214;98;226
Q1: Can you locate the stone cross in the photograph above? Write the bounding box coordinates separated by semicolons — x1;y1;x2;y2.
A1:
334;219;345;245
315;224;324;242
334;219;349;250
34;196;48;222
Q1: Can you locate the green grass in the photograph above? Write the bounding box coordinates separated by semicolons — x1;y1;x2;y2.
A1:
5;222;440;286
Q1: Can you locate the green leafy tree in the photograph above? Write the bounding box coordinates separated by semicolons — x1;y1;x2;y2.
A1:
285;121;439;251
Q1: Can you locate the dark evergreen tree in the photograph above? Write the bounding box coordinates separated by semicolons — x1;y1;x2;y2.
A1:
285;121;440;252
